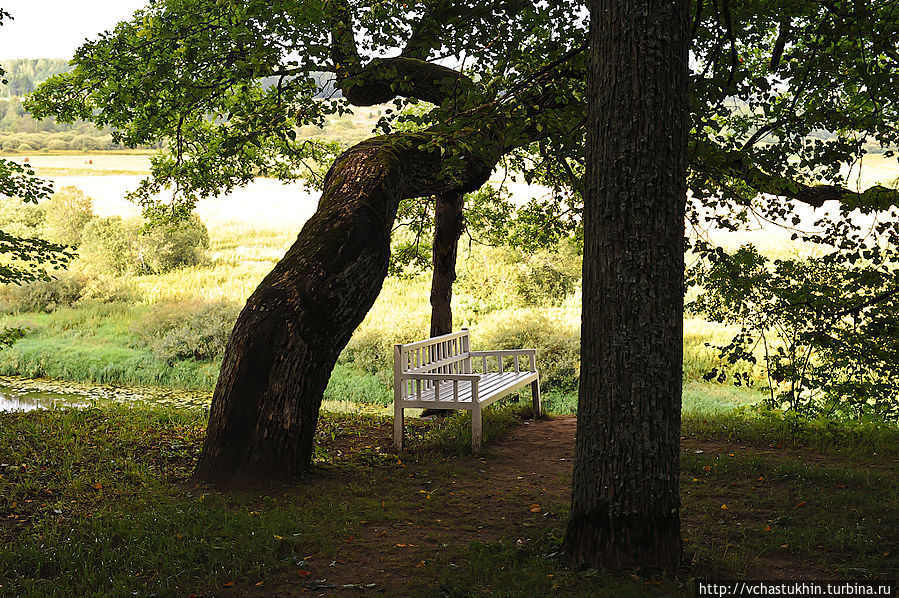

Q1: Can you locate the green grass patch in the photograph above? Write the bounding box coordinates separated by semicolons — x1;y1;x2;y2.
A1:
0;407;895;597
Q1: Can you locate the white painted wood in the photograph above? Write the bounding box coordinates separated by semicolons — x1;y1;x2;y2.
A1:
394;329;540;454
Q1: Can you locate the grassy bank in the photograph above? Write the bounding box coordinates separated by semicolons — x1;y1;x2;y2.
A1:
0;406;895;597
0;188;764;413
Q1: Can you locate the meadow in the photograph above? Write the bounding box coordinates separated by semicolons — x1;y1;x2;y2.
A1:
0;162;759;416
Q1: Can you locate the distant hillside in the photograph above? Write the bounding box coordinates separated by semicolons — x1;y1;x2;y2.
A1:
0;58;71;96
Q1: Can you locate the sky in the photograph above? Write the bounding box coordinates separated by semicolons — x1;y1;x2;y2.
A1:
0;0;147;59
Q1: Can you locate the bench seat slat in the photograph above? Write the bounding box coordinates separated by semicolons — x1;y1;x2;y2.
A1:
399;372;537;408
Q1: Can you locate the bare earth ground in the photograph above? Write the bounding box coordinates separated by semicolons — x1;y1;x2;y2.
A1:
207;414;892;597
235;417;578;597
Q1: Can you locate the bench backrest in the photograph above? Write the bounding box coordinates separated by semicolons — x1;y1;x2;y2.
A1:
394;328;472;378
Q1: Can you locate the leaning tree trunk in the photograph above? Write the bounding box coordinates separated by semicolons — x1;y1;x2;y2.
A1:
194;135;492;482
563;0;689;570
429;190;464;338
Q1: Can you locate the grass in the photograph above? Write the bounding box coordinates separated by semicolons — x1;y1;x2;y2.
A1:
0;406;895;597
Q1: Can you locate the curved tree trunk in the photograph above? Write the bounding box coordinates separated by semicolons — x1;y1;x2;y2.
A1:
194;135;492;482
563;0;688;570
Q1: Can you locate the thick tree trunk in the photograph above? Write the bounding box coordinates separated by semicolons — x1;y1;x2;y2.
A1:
194;135;492;482
429;190;464;337
563;0;689;570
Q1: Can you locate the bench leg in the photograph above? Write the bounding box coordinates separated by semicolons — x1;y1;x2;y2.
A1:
531;377;542;418
394;402;404;452
471;404;483;454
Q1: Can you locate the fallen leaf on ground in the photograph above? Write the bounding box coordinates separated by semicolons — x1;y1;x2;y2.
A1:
297;569;311;578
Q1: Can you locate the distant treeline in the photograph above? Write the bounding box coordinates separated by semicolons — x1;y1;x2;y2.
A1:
0;58;71;96
0;59;122;150
0;60;341;152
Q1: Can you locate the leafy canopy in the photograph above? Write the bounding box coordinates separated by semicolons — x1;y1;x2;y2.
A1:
25;0;899;417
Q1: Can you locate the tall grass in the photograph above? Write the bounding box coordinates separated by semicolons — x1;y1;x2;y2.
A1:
0;176;775;416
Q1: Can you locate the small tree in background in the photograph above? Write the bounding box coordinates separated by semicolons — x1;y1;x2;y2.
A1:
42;185;94;248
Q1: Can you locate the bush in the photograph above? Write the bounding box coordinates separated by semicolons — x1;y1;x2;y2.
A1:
476;308;580;391
72;135;101;151
514;242;581;306
0;274;87;313
77;213;210;276
339;313;430;381
78;275;141;304
46;139;70;151
136;214;209;274
135;300;241;363
42;186;94;247
0;197;45;235
455;242;581;313
79;216;141;275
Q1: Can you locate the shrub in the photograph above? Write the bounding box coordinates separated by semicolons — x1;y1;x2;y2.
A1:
78;275;142;304
0;197;45;234
42;186;95;247
455;242;581;313
135;300;241;363
79;216;140;275
136;214;209;274
72;135;101;151
476;308;580;391
0;274;87;313
339;313;430;381
514;242;581;306
46;139;70;151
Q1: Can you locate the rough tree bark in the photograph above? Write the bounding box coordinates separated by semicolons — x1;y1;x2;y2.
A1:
194;136;493;481
563;0;689;570
193;0;580;482
429;190;465;338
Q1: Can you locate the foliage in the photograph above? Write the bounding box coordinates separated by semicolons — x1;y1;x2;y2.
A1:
136;213;210;274
0;273;87;313
0;161;72;286
0;30;74;347
0;58;71;97
135;300;241;363
41;186;94;247
477;308;581;392
689;245;899;420
77;216;140;276
15;0;899;436
76;212;210;276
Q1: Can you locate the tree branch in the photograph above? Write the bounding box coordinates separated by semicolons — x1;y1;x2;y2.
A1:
326;0;474;107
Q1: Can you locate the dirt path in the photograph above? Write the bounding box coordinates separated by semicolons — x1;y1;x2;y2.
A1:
240;416;578;597
232;415;894;596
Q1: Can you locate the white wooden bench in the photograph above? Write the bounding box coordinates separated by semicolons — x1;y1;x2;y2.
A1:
393;328;541;454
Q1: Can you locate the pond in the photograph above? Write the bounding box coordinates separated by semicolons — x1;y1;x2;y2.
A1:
0;377;211;412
